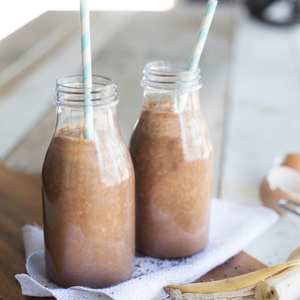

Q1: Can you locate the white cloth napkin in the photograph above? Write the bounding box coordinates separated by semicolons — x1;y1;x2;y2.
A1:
16;198;279;300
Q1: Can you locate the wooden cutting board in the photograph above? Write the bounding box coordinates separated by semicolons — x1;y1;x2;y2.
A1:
0;162;266;300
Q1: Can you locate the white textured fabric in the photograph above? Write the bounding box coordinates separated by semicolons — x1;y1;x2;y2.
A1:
16;198;279;300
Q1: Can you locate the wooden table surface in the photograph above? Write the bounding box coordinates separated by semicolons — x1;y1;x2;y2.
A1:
0;2;299;299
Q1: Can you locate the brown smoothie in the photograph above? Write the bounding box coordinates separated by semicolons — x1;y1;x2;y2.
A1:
130;99;213;258
42;124;135;288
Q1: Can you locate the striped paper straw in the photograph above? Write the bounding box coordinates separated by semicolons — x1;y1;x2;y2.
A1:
80;0;94;140
188;0;218;70
178;0;217;113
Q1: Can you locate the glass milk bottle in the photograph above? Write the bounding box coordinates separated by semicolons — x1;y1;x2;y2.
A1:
130;61;213;258
42;75;135;288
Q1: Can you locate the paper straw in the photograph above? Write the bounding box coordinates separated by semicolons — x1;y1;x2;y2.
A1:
80;0;94;140
188;0;218;70
178;0;218;113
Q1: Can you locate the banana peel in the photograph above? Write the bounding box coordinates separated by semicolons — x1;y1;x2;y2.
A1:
164;247;300;300
166;285;257;299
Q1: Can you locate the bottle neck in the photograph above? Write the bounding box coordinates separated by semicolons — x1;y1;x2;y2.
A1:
53;75;120;140
141;61;202;92
54;75;118;108
141;61;202;113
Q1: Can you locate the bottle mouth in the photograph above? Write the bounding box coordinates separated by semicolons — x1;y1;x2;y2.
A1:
53;75;119;107
141;61;202;91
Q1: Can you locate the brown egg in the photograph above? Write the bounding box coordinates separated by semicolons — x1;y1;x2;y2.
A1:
260;164;300;215
282;154;300;173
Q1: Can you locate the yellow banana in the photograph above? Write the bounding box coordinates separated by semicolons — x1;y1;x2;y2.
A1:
255;265;300;300
164;247;300;300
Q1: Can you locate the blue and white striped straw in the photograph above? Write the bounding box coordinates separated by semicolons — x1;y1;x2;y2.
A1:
80;0;94;140
188;0;218;70
178;0;217;113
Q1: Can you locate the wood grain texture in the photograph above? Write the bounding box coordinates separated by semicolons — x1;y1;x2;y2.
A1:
196;251;266;283
0;162;41;300
0;12;76;75
0;11;136;159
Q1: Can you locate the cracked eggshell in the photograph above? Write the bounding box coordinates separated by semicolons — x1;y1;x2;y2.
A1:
282;153;300;173
260;165;300;215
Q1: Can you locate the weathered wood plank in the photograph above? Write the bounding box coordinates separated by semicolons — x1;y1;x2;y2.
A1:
5;108;55;173
0;12;76;74
0;14;78;91
0;162;41;300
196;251;266;282
0;11;136;159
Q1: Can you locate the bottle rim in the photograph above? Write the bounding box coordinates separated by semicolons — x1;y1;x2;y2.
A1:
141;61;202;92
53;75;119;107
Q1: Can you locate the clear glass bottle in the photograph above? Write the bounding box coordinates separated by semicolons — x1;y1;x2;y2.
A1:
42;75;135;288
130;61;213;258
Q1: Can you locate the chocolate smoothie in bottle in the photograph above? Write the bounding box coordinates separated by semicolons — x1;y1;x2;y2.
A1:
130;61;213;258
42;76;135;288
